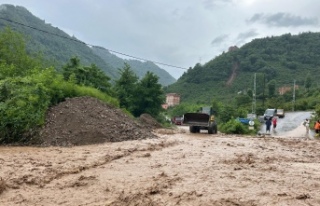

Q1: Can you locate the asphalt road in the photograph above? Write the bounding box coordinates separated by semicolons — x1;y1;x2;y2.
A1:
259;111;314;136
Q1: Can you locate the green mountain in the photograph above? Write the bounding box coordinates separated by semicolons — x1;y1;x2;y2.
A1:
91;46;176;85
0;4;175;86
166;32;320;104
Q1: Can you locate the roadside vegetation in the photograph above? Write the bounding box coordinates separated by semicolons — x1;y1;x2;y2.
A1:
0;28;165;144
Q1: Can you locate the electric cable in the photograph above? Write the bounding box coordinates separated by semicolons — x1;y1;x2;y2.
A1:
0;16;188;70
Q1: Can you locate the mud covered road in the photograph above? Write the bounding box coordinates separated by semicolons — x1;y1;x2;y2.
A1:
1;126;320;206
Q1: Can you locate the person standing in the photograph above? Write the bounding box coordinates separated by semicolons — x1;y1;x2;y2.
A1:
272;116;277;130
265;117;272;134
314;120;320;137
303;118;310;138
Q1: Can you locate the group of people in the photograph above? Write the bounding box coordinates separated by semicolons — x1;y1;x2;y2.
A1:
265;117;320;137
302;118;320;138
265;116;277;134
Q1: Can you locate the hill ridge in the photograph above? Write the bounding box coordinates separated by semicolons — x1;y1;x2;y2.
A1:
166;32;320;103
0;4;176;86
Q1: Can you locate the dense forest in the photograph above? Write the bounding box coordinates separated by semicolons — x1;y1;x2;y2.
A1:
0;4;175;86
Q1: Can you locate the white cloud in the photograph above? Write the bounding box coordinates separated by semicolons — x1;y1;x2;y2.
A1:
248;12;319;27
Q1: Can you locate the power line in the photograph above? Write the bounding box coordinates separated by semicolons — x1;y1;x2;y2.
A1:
0;17;189;70
0;17;86;44
106;49;188;69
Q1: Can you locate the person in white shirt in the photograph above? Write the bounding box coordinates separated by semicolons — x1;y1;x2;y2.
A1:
303;118;310;138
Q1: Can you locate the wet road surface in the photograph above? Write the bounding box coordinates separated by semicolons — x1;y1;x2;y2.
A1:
259;111;314;137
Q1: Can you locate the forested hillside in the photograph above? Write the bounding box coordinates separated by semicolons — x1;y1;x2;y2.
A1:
166;32;320;105
0;4;175;85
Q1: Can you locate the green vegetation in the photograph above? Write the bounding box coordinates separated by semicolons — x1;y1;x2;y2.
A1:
114;63;165;117
61;57;113;95
0;28;164;143
166;32;320;118
0;68;118;143
164;31;320;134
2;4;320;137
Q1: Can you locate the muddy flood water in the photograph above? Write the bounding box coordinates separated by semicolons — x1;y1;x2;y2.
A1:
1;124;320;206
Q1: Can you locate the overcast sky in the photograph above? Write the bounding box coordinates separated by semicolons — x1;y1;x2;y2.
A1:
1;0;320;79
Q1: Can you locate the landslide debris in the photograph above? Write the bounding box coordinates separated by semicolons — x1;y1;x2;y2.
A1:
39;96;159;146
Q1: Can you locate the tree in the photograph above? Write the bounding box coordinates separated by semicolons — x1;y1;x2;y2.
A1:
219;104;236;123
113;63;139;112
0;27;40;78
268;80;276;97
305;72;312;91
211;99;223;116
62;57;81;80
132;71;164;117
82;64;112;94
62;57;112;94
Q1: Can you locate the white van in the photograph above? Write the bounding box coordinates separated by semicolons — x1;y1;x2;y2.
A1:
263;109;277;120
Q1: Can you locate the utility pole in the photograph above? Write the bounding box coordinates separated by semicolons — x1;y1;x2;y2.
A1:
292;79;296;111
252;73;256;115
262;73;265;108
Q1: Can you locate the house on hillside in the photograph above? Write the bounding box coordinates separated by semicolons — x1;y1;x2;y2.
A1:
162;93;180;109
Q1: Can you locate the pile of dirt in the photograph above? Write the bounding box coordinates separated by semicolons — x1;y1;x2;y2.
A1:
138;113;162;130
39;96;159;146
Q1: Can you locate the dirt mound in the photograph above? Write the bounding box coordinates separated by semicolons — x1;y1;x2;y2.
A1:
39;96;159;146
139;113;162;130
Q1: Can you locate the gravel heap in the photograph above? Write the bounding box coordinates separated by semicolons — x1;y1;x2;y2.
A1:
39;96;159;146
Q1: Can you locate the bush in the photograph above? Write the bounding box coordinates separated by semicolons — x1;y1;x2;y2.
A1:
219;119;249;134
219;118;260;135
0;68;118;144
0;77;51;143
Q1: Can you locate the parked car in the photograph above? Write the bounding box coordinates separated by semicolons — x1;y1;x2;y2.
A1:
171;116;183;125
263;108;277;120
276;109;285;118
